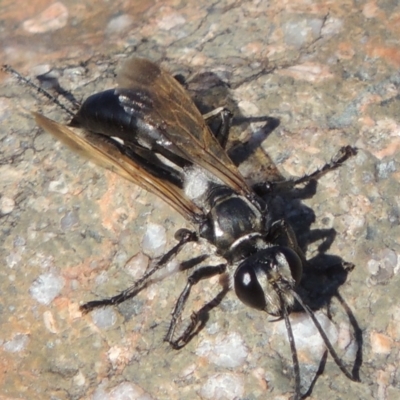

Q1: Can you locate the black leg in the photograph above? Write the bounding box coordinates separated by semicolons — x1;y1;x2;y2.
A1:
291;290;359;383
165;263;227;348
168;286;230;349
255;146;357;195
266;219;308;268
291;146;357;186
203;107;233;149
80;229;197;313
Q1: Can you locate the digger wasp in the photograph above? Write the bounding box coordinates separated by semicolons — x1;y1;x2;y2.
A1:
3;57;359;399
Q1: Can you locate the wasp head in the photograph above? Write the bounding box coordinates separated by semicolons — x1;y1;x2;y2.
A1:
234;246;303;316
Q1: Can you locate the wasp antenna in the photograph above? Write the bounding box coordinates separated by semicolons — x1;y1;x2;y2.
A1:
291;290;359;383
2;64;75;118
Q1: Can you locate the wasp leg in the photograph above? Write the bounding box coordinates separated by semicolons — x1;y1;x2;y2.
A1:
202;107;226;120
274;285;302;400
165;263;227;348
168;286;229;349
291;145;357;186
291;291;360;383
257;146;357;194
80;229;197;313
267;219;308;269
203;107;233;148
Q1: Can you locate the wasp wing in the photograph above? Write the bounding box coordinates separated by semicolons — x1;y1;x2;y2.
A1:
34;112;202;221
228;137;283;187
116;57;251;195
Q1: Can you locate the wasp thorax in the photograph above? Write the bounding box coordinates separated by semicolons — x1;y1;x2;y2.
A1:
234;246;303;316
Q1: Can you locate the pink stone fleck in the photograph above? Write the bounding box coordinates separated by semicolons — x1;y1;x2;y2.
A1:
22;2;68;34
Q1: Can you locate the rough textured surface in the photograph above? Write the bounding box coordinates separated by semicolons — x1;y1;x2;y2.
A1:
1;1;399;399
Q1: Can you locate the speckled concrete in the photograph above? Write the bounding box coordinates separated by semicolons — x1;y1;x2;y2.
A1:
1;1;400;399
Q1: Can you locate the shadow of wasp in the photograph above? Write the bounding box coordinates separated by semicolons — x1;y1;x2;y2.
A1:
3;57;360;399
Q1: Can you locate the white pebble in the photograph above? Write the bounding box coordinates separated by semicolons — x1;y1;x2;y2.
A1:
91;308;117;329
22;2;68;33
275;311;338;360
124;252;149;280
106;15;133;34
157;13;186;30
200;373;244;400
141;223;167;258
111;382;154;400
29;272;64;305
3;334;29;352
0;196;15;214
196;332;248;368
48;178;68;194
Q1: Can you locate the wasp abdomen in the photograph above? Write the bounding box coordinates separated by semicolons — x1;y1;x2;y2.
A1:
70;89;156;143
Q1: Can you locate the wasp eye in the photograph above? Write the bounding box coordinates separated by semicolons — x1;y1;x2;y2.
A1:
234;262;267;311
234;246;303;313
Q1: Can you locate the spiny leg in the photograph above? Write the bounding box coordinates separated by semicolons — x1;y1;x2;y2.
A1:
291;145;357;186
80;229;197;313
291;290;359;383
169;286;229;350
165;263;227;348
274;285;358;400
280;294;302;400
257;146;357;194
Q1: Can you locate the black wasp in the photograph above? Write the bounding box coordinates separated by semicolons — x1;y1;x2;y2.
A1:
6;57;359;399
